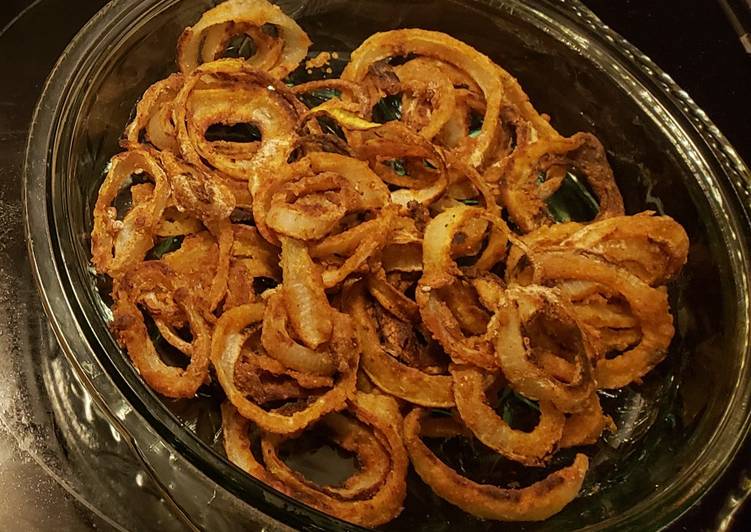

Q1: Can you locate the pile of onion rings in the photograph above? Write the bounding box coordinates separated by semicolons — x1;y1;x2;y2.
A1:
91;0;690;526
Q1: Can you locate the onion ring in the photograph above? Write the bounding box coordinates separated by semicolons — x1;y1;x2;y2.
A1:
404;408;589;521
211;303;356;434
347;282;454;408
496;133;625;233
111;263;210;398
451;365;565;465
493;285;596;412
343;29;503;168
525;251;675;389
173;59;305;191
223;392;408;527
91;149;170;276
177;0;311;78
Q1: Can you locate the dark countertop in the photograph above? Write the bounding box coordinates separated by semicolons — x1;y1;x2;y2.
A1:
585;0;750;164
0;0;748;530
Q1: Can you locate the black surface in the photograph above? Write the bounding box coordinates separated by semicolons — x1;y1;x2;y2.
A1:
0;0;748;530
584;0;751;164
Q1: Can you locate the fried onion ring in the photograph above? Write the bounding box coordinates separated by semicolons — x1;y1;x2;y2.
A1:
451;365;564;465
91;149;170;276
343;29;503;168
525;251;675;389
223;392;408;526
177;0;311;78
211;303;355;434
493;285;596;412
404;408;589;521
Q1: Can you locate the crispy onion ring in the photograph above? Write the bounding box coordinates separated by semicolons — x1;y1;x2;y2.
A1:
417;205;511;369
451;365;564;465
177;0;311;78
111;263;210;398
223;392;408;527
267;412;392;499
353;122;449;207
211;303;356;434
559;212;689;286
507;213;689;287
91;149;170;276
347;282;454;408
343;29;503;168
493;285;596;412
261;291;338;376
404;408;589;521
254;151;390;244
123;74;183;152
496;132;625;233
173;59;305;190
524;251;674;389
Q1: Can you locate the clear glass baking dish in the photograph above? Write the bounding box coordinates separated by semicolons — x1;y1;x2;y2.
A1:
23;0;751;530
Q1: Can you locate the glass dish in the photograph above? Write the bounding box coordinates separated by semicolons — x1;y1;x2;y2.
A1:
23;0;751;530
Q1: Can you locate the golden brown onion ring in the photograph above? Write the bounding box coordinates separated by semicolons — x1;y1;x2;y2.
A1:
223;392;408;527
496;132;624;233
342;29;503;168
177;0;311;78
506;213;689;287
560;212;689;286
91;149;170;276
347;282;454;408
173;59;305;191
211;304;355;434
232;224;281;278
353;122;449;207
265;413;392;499
254;152;389;244
404;408;589;521
261;393;408;526
493;285;596;412
528;251;674;389
451;365;564;465
111;263;210;398
123;74;183;152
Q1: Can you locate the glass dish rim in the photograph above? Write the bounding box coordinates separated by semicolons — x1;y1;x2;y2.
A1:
22;0;751;530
